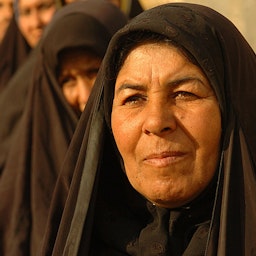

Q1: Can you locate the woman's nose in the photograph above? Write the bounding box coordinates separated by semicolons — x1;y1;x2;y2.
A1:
76;78;92;111
5;5;13;20
29;10;43;27
142;102;177;136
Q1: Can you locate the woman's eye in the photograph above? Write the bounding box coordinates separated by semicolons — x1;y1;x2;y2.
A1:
84;68;99;79
19;8;30;16
80;71;98;82
123;94;145;105
38;1;54;11
59;76;75;88
173;91;199;101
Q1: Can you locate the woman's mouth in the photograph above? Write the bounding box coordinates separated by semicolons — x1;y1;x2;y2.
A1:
144;151;186;167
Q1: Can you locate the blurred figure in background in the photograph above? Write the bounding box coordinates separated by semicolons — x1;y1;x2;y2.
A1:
14;0;56;48
58;47;102;116
0;0;58;93
0;0;13;43
0;0;61;169
0;1;127;255
0;16;31;93
0;0;68;176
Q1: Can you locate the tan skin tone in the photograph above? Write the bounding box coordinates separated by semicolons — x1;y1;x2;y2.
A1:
58;48;102;115
17;0;56;47
111;43;221;209
0;0;13;42
106;0;121;8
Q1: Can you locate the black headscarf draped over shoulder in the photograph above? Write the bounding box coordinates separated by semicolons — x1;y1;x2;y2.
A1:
42;3;256;255
0;1;127;256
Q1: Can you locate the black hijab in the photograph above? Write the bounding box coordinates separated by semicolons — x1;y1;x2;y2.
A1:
0;16;31;93
42;3;256;255
0;1;127;255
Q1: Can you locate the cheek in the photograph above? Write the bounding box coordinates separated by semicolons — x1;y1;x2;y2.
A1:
18;19;28;34
197;106;221;150
111;110;140;159
62;87;76;106
41;8;55;24
191;104;222;178
183;99;221;144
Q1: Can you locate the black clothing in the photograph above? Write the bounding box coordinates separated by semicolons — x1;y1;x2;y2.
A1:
0;17;31;93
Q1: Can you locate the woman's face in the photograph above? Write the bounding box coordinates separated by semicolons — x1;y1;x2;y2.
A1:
111;43;221;208
17;0;56;47
0;0;13;42
58;48;102;115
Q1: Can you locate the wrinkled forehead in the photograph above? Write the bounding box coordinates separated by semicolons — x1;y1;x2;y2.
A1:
115;8;223;95
130;5;223;95
104;4;228;128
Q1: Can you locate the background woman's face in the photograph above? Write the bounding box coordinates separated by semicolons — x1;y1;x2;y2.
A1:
111;43;221;208
58;48;102;115
0;0;13;42
17;0;56;47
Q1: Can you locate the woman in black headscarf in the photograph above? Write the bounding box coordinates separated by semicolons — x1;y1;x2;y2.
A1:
0;0;60;93
0;0;64;172
0;1;127;255
42;3;256;255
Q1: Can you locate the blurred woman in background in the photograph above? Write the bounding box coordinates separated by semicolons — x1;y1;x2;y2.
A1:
0;0;58;92
0;1;127;255
0;0;13;43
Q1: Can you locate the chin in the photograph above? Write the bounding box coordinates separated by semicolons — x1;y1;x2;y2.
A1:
148;193;194;209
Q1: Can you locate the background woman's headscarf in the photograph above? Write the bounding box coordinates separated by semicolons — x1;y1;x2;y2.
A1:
0;16;31;93
0;1;127;255
41;3;256;255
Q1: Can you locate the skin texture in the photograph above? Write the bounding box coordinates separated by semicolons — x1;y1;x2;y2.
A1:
0;0;13;42
111;43;222;209
17;0;56;47
58;48;102;115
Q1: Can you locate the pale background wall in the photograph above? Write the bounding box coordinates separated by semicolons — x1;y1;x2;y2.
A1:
138;0;256;52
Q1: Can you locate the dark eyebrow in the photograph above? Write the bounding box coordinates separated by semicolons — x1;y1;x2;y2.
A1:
169;77;205;87
115;77;206;95
115;84;146;95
